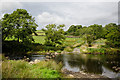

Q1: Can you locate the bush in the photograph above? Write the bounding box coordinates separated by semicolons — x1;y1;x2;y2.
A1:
87;48;106;54
64;47;73;52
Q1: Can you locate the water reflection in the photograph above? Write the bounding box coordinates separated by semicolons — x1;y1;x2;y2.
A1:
54;53;120;78
30;55;46;61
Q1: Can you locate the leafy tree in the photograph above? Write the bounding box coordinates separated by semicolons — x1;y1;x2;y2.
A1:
88;24;103;40
83;34;94;47
66;25;82;35
83;24;103;47
42;24;66;48
103;23;118;39
75;26;88;37
1;9;38;43
105;23;120;48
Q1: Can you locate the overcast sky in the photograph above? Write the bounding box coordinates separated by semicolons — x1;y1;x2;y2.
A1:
0;0;119;30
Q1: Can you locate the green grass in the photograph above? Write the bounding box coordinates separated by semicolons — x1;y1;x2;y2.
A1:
33;36;45;44
87;48;106;54
64;37;84;47
2;60;62;78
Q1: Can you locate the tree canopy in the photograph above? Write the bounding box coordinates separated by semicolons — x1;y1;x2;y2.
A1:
66;25;82;35
1;9;38;43
42;24;66;48
104;23;120;48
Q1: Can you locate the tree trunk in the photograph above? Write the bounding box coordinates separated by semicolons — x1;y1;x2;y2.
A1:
17;37;19;42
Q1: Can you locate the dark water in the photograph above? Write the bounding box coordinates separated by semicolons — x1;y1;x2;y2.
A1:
54;53;120;78
29;53;120;78
29;55;46;61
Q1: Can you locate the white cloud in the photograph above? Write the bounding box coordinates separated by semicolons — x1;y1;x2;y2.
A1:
37;12;63;24
36;12;74;30
0;2;118;30
36;2;118;30
0;2;23;13
1;0;119;2
0;13;4;19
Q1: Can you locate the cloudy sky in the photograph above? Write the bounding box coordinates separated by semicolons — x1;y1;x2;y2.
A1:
0;0;119;30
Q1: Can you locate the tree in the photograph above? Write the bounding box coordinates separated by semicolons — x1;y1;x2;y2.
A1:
83;24;103;47
103;23;118;39
1;9;38;43
42;24;66;48
75;26;87;36
83;34;94;47
105;23;120;48
66;25;82;35
88;24;103;40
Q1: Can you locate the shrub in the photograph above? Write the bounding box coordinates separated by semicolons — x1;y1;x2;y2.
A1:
87;48;106;54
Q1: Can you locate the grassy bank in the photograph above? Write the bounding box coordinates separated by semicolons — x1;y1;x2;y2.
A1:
2;59;62;78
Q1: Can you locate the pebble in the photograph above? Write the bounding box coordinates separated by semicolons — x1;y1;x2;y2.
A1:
69;74;74;77
45;59;49;61
29;59;40;64
112;66;116;69
55;52;59;55
46;56;50;58
81;73;86;75
91;75;94;76
29;61;34;64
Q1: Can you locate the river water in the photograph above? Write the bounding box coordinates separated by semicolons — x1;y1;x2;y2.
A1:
30;53;120;78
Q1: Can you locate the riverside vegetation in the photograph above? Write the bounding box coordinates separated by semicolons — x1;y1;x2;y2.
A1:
1;9;120;78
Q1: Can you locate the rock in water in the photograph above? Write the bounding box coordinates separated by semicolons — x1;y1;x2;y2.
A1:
69;74;74;77
73;48;81;53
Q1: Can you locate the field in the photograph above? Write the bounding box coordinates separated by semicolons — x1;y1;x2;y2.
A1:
33;36;45;44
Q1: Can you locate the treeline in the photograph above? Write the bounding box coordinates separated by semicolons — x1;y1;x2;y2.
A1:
65;23;120;48
1;8;120;54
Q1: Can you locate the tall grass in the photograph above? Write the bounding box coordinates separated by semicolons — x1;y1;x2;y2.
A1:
2;60;62;78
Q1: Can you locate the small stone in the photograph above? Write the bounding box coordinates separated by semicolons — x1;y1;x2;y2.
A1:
112;66;116;69
55;52;59;55
81;73;86;75
29;61;34;64
115;68;118;71
34;59;40;63
46;56;50;58
52;55;55;57
45;59;49;61
69;74;74;77
80;71;83;73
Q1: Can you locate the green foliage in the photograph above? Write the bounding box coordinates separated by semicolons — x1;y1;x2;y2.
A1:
83;34;94;47
66;25;82;35
103;23;118;38
42;24;66;48
87;48;106;54
88;24;103;40
1;9;38;43
2;60;62;78
64;47;73;52
104;23;120;48
75;26;87;36
83;24;103;47
2;41;32;54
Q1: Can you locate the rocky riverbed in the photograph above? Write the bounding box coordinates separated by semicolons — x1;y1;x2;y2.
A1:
61;68;110;79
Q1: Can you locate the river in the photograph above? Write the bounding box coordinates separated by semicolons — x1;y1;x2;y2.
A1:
30;53;120;78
